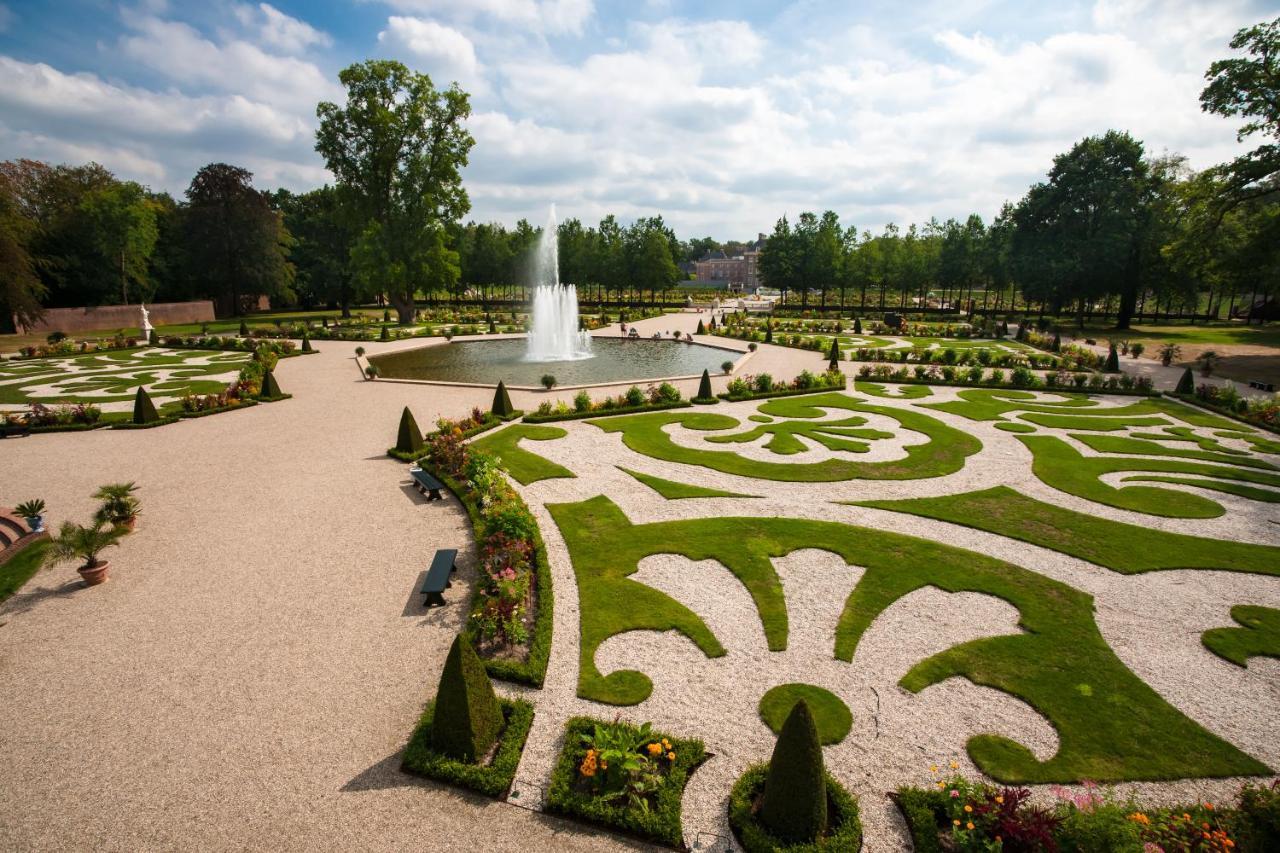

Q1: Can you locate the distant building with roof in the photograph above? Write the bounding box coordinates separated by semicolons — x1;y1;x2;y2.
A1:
693;234;767;293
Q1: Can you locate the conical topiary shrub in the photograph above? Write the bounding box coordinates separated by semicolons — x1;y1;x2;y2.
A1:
260;369;282;399
760;700;827;844
853;317;862;334
491;380;515;418
1176;367;1195;395
827;337;840;365
489;316;497;334
765;324;773;343
302;333;312;353
432;634;503;762
148;328;159;346
239;320;249;336
1052;333;1061;352
696;319;706;334
1105;343;1120;372
133;386;159;424
380;325;391;342
383;308;391;323
396;406;423;454
697;369;713;400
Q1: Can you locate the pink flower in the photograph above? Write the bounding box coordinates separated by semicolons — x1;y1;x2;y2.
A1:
950;790;960;798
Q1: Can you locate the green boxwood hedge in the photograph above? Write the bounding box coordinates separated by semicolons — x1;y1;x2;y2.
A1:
400;698;534;798
523;399;691;424
545;716;706;848
728;763;862;853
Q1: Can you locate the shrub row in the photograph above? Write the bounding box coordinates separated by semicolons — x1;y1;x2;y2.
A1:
1180;386;1280;435
722;369;846;401
387;408;508;461
856;362;1156;394
525;383;687;422
852;345;1064;370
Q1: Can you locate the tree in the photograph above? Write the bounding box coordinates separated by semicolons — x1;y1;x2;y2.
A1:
132;386;159;424
0;169;46;330
396;406;423;454
760;700;827;843
1199;18;1280;213
431;634;503;762
80;181;158;305
274;186;363;316
759;215;799;302
316;60;474;324
696;369;713;401
184;164;294;316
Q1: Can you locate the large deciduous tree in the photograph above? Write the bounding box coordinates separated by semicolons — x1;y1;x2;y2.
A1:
315;60;474;324
79;181;158;305
0;170;46;331
184;163;294;316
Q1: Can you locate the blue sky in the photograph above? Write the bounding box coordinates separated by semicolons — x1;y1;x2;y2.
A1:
0;0;1272;239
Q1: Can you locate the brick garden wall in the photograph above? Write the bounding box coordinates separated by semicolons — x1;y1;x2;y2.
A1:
17;301;217;335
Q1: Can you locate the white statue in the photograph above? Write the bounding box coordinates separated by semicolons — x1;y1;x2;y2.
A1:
140;304;154;344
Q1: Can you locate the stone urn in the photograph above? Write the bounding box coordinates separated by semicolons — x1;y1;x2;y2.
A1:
78;560;110;586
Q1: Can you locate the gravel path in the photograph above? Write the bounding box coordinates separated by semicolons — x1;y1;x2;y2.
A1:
3;314;1277;852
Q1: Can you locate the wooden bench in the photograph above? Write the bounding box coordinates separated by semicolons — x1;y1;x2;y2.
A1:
409;467;445;501
1248;380;1276;392
421;548;458;607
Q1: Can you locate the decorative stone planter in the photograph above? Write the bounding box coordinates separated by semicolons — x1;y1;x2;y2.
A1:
25;515;44;533
78;560;110;586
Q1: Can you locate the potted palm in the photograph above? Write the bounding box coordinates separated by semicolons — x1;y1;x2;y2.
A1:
46;520;126;586
15;499;46;533
94;482;141;531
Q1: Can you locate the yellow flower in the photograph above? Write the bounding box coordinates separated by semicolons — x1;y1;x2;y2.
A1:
964;805;973;813
662;738;671;749
950;761;959;769
667;751;676;761
647;743;663;756
995;796;1005;805
953;819;961;827
936;781;945;789
966;822;975;831
930;765;938;773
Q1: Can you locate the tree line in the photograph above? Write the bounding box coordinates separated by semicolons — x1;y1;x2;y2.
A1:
1;19;1276;332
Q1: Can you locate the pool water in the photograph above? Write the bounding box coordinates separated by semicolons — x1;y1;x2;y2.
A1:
369;337;737;387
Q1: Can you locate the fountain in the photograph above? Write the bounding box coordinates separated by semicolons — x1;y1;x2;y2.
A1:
525;205;593;362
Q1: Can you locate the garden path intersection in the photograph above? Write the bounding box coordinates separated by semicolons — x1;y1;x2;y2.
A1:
2;312;1278;852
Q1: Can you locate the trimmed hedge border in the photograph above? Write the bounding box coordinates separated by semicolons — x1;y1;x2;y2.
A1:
691;396;720;405
387;413;523;461
112;416;183;430
728;763;863;853
413;459;553;687
400;698;534;798
523;399;692;424
718;384;848;403
545;716;706;849
852;375;1162;397
1173;392;1280;437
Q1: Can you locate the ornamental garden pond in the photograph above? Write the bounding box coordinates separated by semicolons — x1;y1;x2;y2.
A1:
3;310;1280;853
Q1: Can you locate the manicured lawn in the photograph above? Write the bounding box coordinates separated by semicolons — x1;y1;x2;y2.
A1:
1018;435;1280;518
853;380;933;399
758;683;852;744
1072;433;1277;470
855;486;1280;576
0;348;250;407
1201;606;1280;667
1017;413;1172;431
923;389;1240;431
617;467;754;500
704;413;893;455
591;391;981;482
469;424;573;485
0;540;48;604
547;495;1267;782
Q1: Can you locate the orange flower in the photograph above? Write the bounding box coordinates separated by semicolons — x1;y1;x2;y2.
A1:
936;781;945;789
950;761;959;769
966;822;975;831
964;805;973;813
646;743;663;756
953;819;961;827
930;764;938;773
995;796;1005;805
667;751;676;761
1205;802;1215;810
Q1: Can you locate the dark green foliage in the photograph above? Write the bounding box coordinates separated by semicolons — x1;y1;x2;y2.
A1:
827;336;840;363
132;385;159;424
259;369;282;399
383;308;390;322
1052;333;1061;351
696;368;713;401
1176;367;1195;394
401;698;533;798
1105;343;1120;372
765;324;773;343
301;334;312;352
1235;781;1280;852
148;329;159;346
431;634;503;761
488;316;496;334
730;764;862;853
761;700;827;842
491;380;515;418
379;324;390;341
239;320;249;336
545;717;705;848
396;406;423;454
854;317;862;334
696;318;706;334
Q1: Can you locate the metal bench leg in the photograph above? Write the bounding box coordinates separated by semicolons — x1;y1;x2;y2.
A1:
424;591;446;608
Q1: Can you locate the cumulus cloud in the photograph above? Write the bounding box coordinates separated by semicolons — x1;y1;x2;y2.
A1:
234;3;333;53
373;0;594;36
377;16;483;90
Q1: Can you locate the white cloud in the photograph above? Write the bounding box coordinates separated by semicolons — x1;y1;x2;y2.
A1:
374;0;594;36
234;3;333;53
378;16;482;89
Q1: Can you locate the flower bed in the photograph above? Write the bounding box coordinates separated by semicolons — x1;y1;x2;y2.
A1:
852;345;1066;371
387;408;510;461
545;717;705;849
399;698;534;798
720;370;846;401
412;420;552;686
1180;386;1280;435
728;764;862;853
523;383;687;423
894;773;1280;853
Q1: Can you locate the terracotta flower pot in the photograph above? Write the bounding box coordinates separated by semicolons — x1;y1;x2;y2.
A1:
78;560;110;586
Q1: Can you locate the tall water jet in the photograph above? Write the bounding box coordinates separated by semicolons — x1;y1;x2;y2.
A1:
526;204;593;362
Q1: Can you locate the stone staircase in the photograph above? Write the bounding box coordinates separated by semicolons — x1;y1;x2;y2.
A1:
0;508;46;564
